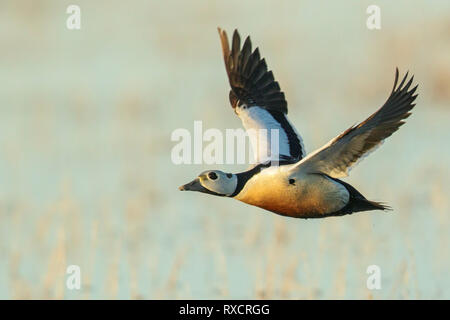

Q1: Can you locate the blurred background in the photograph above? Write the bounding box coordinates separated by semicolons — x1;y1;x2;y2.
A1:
0;0;449;299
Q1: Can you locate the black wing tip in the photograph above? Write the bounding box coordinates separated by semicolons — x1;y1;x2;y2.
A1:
217;28;288;114
390;68;419;109
217;27;226;38
232;29;240;43
372;68;419;134
393;68;417;93
242;35;252;49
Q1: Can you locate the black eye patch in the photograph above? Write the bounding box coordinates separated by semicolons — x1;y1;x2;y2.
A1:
208;172;218;180
226;173;232;178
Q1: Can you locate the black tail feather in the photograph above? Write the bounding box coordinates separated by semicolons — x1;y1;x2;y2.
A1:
329;177;391;216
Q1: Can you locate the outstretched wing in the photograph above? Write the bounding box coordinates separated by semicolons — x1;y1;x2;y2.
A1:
293;69;418;178
218;28;305;164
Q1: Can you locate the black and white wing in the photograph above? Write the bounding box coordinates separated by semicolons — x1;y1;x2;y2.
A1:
218;28;305;164
292;69;418;178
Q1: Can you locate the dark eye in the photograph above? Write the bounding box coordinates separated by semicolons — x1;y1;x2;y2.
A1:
289;179;295;185
226;173;232;178
208;172;218;180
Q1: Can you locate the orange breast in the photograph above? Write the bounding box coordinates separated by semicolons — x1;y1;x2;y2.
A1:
234;172;349;218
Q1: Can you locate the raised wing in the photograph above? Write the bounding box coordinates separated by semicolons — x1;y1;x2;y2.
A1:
293;69;418;178
218;28;305;164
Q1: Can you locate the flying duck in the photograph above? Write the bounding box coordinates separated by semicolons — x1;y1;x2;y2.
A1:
179;28;418;219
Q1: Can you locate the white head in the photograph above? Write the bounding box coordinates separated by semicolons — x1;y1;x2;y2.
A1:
179;170;237;197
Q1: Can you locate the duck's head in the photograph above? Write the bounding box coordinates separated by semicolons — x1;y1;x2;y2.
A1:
179;170;237;197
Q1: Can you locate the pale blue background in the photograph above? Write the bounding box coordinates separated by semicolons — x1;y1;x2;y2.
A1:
0;0;449;299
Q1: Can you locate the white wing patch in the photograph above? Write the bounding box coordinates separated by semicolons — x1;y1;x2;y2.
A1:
237;106;299;164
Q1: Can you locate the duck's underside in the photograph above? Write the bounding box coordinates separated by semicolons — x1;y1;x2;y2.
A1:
234;172;389;219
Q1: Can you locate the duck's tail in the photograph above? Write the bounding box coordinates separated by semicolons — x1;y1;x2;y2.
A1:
332;178;392;214
351;198;391;212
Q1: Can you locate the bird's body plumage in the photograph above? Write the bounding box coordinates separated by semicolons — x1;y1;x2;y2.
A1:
234;165;350;218
179;28;418;219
